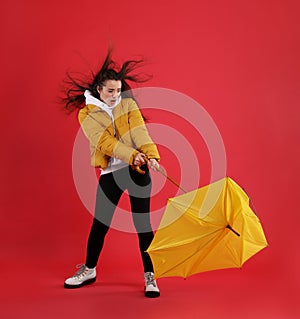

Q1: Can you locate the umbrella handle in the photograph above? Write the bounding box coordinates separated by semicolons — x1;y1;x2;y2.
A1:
131;158;187;193
130;164;146;174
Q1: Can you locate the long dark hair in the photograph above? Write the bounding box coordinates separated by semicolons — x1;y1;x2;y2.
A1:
61;49;150;112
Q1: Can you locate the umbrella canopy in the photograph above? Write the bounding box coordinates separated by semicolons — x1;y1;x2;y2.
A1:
147;177;268;279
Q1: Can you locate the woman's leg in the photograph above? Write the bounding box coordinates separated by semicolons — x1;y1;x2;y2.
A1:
85;171;124;268
128;166;154;273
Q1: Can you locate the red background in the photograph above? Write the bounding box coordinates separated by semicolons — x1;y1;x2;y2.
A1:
1;0;299;318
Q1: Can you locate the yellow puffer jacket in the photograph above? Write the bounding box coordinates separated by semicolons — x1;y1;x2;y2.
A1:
78;98;160;169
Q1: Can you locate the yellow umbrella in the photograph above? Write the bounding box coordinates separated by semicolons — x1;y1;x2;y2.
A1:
146;177;268;279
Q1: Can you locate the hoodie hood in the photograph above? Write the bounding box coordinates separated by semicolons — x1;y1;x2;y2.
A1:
84;90;121;113
84;90;122;137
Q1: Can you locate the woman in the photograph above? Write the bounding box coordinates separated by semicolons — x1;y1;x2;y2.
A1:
62;50;160;298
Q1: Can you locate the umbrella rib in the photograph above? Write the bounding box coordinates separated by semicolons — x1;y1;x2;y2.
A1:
170;200;235;232
158;224;245;277
150;227;224;251
189;228;242;274
156;228;229;278
156;228;233;278
169;201;227;228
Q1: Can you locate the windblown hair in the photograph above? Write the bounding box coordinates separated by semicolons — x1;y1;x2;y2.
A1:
61;49;150;112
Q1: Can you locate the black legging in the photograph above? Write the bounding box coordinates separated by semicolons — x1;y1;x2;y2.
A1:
85;165;154;272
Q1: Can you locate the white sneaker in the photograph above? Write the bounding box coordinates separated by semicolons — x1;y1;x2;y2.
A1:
144;272;160;298
64;264;96;288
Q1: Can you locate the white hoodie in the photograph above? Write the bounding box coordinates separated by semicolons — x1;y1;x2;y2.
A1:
84;90;128;174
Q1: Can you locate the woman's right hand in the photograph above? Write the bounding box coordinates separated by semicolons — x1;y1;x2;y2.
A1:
133;153;146;166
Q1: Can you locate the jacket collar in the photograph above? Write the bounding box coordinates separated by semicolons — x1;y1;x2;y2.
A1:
84;90;122;113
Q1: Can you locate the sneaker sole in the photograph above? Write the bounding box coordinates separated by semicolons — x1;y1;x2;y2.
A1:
145;290;160;298
64;277;96;289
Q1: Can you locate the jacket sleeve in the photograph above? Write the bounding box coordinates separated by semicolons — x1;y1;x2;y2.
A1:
78;108;139;165
127;99;160;161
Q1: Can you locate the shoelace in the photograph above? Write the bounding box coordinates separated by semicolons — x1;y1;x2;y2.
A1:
145;273;157;287
73;264;88;279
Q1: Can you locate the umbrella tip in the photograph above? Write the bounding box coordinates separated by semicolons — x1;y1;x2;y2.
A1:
226;224;240;237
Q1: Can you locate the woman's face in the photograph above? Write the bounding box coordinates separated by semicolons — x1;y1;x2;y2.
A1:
98;80;122;106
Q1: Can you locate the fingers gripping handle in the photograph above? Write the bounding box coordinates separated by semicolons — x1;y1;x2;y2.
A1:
131;157;187;193
131;156;150;175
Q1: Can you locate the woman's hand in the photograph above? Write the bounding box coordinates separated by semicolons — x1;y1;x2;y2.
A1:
147;158;159;171
133;153;146;166
133;153;159;172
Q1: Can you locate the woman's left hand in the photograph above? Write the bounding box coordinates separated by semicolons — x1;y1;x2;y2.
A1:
147;158;159;171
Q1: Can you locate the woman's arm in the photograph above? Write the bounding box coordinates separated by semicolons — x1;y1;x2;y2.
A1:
78;108;139;165
127;99;160;161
